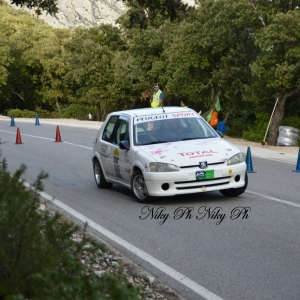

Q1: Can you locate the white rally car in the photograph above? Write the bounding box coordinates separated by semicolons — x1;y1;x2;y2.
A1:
92;107;247;202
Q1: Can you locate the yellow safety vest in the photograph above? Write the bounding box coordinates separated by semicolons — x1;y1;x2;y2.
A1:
152;90;163;108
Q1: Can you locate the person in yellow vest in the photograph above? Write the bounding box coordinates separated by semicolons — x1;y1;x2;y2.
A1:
151;83;164;108
180;100;188;108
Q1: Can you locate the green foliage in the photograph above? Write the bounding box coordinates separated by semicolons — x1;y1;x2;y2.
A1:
0;160;142;299
62;103;89;120
7;109;36;118
21;109;36;118
225;120;246;138
7;108;23;118
242;113;269;142
35;107;53;118
281;116;300;132
2;0;300;137
9;0;58;16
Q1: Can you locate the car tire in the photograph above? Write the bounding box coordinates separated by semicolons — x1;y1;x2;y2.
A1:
131;169;151;203
277;136;298;146
219;173;248;197
279;126;299;134
93;158;113;189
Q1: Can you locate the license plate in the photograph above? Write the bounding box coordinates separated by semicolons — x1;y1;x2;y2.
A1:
195;170;214;180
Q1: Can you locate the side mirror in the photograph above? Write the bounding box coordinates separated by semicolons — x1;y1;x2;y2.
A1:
216;130;223;138
119;140;130;150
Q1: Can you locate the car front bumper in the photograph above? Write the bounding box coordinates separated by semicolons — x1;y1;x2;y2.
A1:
143;163;247;197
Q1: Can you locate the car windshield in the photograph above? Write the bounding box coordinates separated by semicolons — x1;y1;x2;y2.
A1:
133;114;218;145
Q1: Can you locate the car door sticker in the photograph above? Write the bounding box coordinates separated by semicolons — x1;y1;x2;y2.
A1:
113;149;123;179
100;143;109;158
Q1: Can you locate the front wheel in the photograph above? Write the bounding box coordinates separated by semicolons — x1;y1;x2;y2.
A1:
131;170;151;203
219;173;248;197
93;159;113;189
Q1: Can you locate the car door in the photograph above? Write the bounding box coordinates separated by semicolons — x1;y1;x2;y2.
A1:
108;116;131;185
98;115;119;180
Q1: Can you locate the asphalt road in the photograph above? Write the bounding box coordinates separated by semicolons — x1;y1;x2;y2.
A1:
1;120;300;300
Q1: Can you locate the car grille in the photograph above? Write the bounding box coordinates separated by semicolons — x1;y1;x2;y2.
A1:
179;162;225;169
174;176;231;190
175;162;230;190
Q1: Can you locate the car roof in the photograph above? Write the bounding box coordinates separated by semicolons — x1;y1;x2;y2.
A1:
109;106;199;117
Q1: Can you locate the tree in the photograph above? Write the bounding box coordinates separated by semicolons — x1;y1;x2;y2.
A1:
28;27;71;114
251;10;300;145
163;0;262;117
0;30;11;112
63;26;117;121
9;0;58;15
1;4;50;112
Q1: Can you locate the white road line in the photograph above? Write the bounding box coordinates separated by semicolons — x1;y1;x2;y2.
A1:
0;130;93;150
246;190;300;209
23;182;223;300
62;141;92;150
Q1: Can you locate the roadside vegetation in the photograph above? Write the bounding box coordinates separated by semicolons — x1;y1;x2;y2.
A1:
0;151;142;299
1;0;300;146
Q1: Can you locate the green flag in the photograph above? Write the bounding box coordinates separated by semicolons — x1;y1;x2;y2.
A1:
215;96;221;112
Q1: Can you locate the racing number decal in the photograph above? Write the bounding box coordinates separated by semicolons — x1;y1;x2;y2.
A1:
113;149;123;179
113;156;120;173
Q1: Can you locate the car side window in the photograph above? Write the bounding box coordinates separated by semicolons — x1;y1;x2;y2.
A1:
111;119;129;145
102;116;119;142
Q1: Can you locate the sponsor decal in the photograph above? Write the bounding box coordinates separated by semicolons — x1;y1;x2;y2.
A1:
196;170;214;180
124;167;131;173
101;144;107;154
113;155;123;179
178;150;217;157
134;112;198;125
113;148;119;157
116;172;123;179
134;115;169;124
150;149;168;156
171;112;196;118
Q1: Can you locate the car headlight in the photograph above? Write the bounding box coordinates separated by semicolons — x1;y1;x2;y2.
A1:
227;153;244;165
149;162;180;172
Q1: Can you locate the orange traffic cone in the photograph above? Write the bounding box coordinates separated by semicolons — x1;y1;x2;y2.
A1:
15;127;23;144
54;126;62;142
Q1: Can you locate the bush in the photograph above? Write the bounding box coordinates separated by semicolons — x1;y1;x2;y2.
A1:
242;112;269;142
35;107;53;118
22;109;36;118
62;104;89;120
6;109;24;118
281;116;300;132
0;160;141;300
225;120;246;138
7;109;36;118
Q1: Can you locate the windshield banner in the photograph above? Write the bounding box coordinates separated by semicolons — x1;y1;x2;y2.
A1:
134;112;198;125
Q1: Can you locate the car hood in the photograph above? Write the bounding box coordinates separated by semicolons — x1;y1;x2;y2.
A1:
136;138;240;164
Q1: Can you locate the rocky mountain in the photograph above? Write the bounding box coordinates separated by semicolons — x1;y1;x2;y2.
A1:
7;0;196;29
41;0;127;28
8;0;127;28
